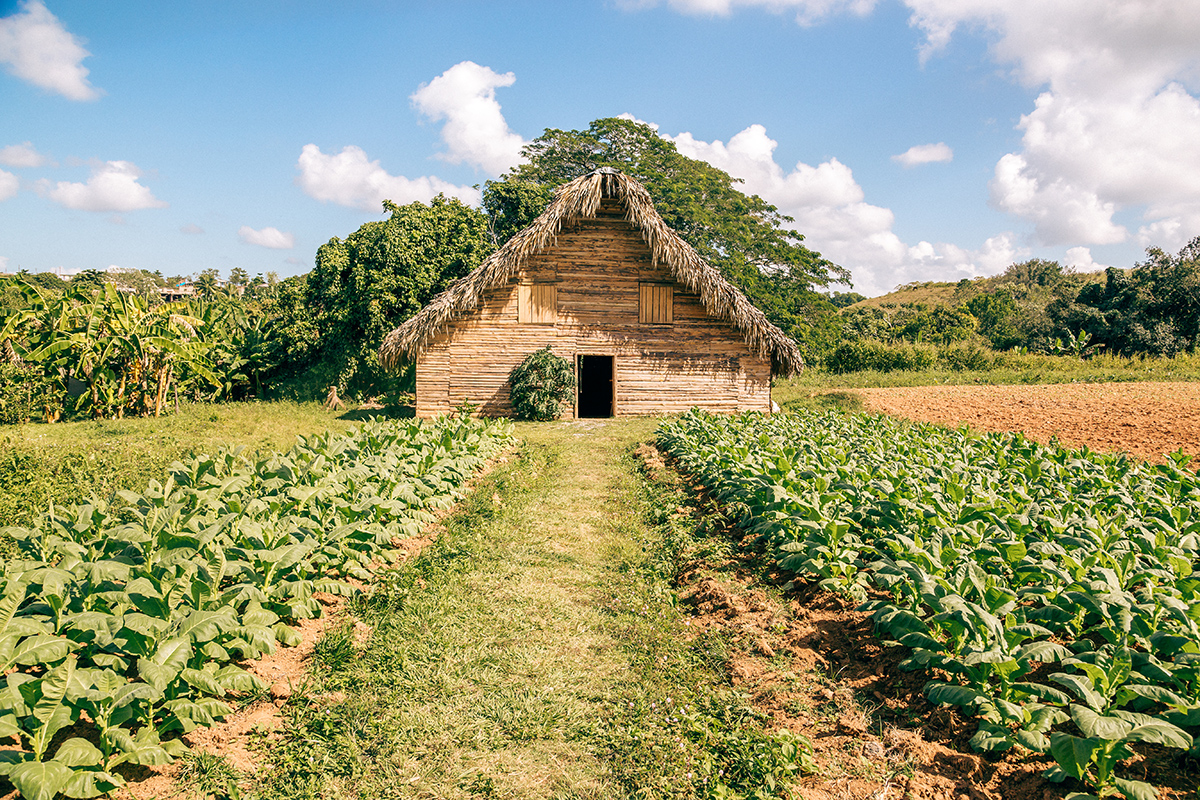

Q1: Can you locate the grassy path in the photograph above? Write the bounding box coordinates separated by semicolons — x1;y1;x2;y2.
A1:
251;419;685;799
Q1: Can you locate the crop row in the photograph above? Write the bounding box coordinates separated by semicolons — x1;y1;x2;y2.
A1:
657;409;1200;800
0;414;514;800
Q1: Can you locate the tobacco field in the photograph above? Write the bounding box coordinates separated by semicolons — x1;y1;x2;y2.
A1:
0;414;513;800
657;409;1200;800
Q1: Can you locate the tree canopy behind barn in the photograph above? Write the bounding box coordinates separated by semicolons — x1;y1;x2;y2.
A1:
484;117;849;342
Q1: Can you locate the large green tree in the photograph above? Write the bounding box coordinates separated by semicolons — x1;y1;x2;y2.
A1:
1049;238;1200;356
280;194;494;397
482;117;849;346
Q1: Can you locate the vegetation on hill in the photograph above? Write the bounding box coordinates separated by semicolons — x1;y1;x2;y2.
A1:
796;241;1200;370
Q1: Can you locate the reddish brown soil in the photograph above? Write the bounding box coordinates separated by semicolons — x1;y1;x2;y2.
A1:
853;382;1200;464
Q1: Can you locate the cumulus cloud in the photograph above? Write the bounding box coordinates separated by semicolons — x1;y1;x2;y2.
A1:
239;226;295;250
0;1;100;100
295;143;480;211
410;61;526;175
39;161;167;212
645;0;1200;254
1064;246;1107;272
180;223;204;235
0;141;52;167
666;123;1019;295
0;169;17;201
906;0;1200;250
892;142;953;167
625;0;877;26
616;112;660;131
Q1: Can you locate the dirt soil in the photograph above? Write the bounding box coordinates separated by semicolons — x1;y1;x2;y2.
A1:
853;381;1200;464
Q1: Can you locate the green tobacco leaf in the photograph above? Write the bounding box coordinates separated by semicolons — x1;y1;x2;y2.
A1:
136;658;178;694
1014;729;1051;752
1049;732;1098;781
1124;722;1193;750
925;682;987;709
151;637;193;671
1071;705;1132;740
180;668;225;697
969;723;1012;752
0;712;21;739
273;623;301;647
1050;673;1106;711
1114;777;1159;800
6;760;74;800
62;768;123;799
12;635;73;667
51;738;103;767
215;665;265;694
241;601;278;628
1018;640;1072;664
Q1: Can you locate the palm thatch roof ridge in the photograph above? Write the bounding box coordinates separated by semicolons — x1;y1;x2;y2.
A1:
379;168;805;376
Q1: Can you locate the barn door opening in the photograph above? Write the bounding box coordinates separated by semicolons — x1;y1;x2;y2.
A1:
577;355;614;418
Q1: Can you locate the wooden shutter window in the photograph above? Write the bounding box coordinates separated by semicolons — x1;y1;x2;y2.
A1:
518;284;557;324
639;283;673;324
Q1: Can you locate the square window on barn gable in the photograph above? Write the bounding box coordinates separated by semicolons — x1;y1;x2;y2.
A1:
518;283;557;324
639;283;673;324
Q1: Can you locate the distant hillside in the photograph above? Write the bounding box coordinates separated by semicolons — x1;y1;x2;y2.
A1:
847;281;958;310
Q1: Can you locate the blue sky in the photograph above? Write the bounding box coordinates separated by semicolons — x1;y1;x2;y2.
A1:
2;0;1199;296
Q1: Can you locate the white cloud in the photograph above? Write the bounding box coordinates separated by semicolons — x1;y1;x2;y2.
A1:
1064;246;1109;272
626;0;877;25
616;112;660;131
645;0;1200;254
295;143;481;211
0;169;17;201
180;223;204;235
0;141;52;167
39;160;167;212
239;225;295;250
666;122;1018;295
907;0;1200;249
410;61;526;175
892;142;953;167
0;1;100;101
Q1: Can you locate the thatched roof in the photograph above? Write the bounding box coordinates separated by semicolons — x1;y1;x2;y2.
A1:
379;168;805;376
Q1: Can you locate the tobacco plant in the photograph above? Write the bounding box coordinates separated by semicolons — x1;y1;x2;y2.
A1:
658;409;1200;799
0;414;513;799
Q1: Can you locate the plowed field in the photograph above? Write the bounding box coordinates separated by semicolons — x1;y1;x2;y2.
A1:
854;381;1200;464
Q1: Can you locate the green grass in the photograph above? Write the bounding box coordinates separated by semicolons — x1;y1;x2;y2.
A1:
0;400;363;530
251;419;812;799
774;350;1200;405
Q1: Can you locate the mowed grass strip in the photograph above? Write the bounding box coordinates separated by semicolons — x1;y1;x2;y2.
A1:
253;419;810;800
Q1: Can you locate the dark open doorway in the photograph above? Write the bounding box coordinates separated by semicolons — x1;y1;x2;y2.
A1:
577;355;614;418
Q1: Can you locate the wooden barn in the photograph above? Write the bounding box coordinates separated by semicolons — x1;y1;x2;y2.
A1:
379;168;804;418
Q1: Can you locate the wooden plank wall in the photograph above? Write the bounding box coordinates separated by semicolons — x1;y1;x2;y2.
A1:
415;198;773;417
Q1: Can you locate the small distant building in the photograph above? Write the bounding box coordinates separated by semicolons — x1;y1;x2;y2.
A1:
160;285;197;302
380;169;803;419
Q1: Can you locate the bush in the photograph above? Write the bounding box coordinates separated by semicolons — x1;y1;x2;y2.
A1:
939;341;996;371
508;347;575;421
825;339;937;373
0;363;62;424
